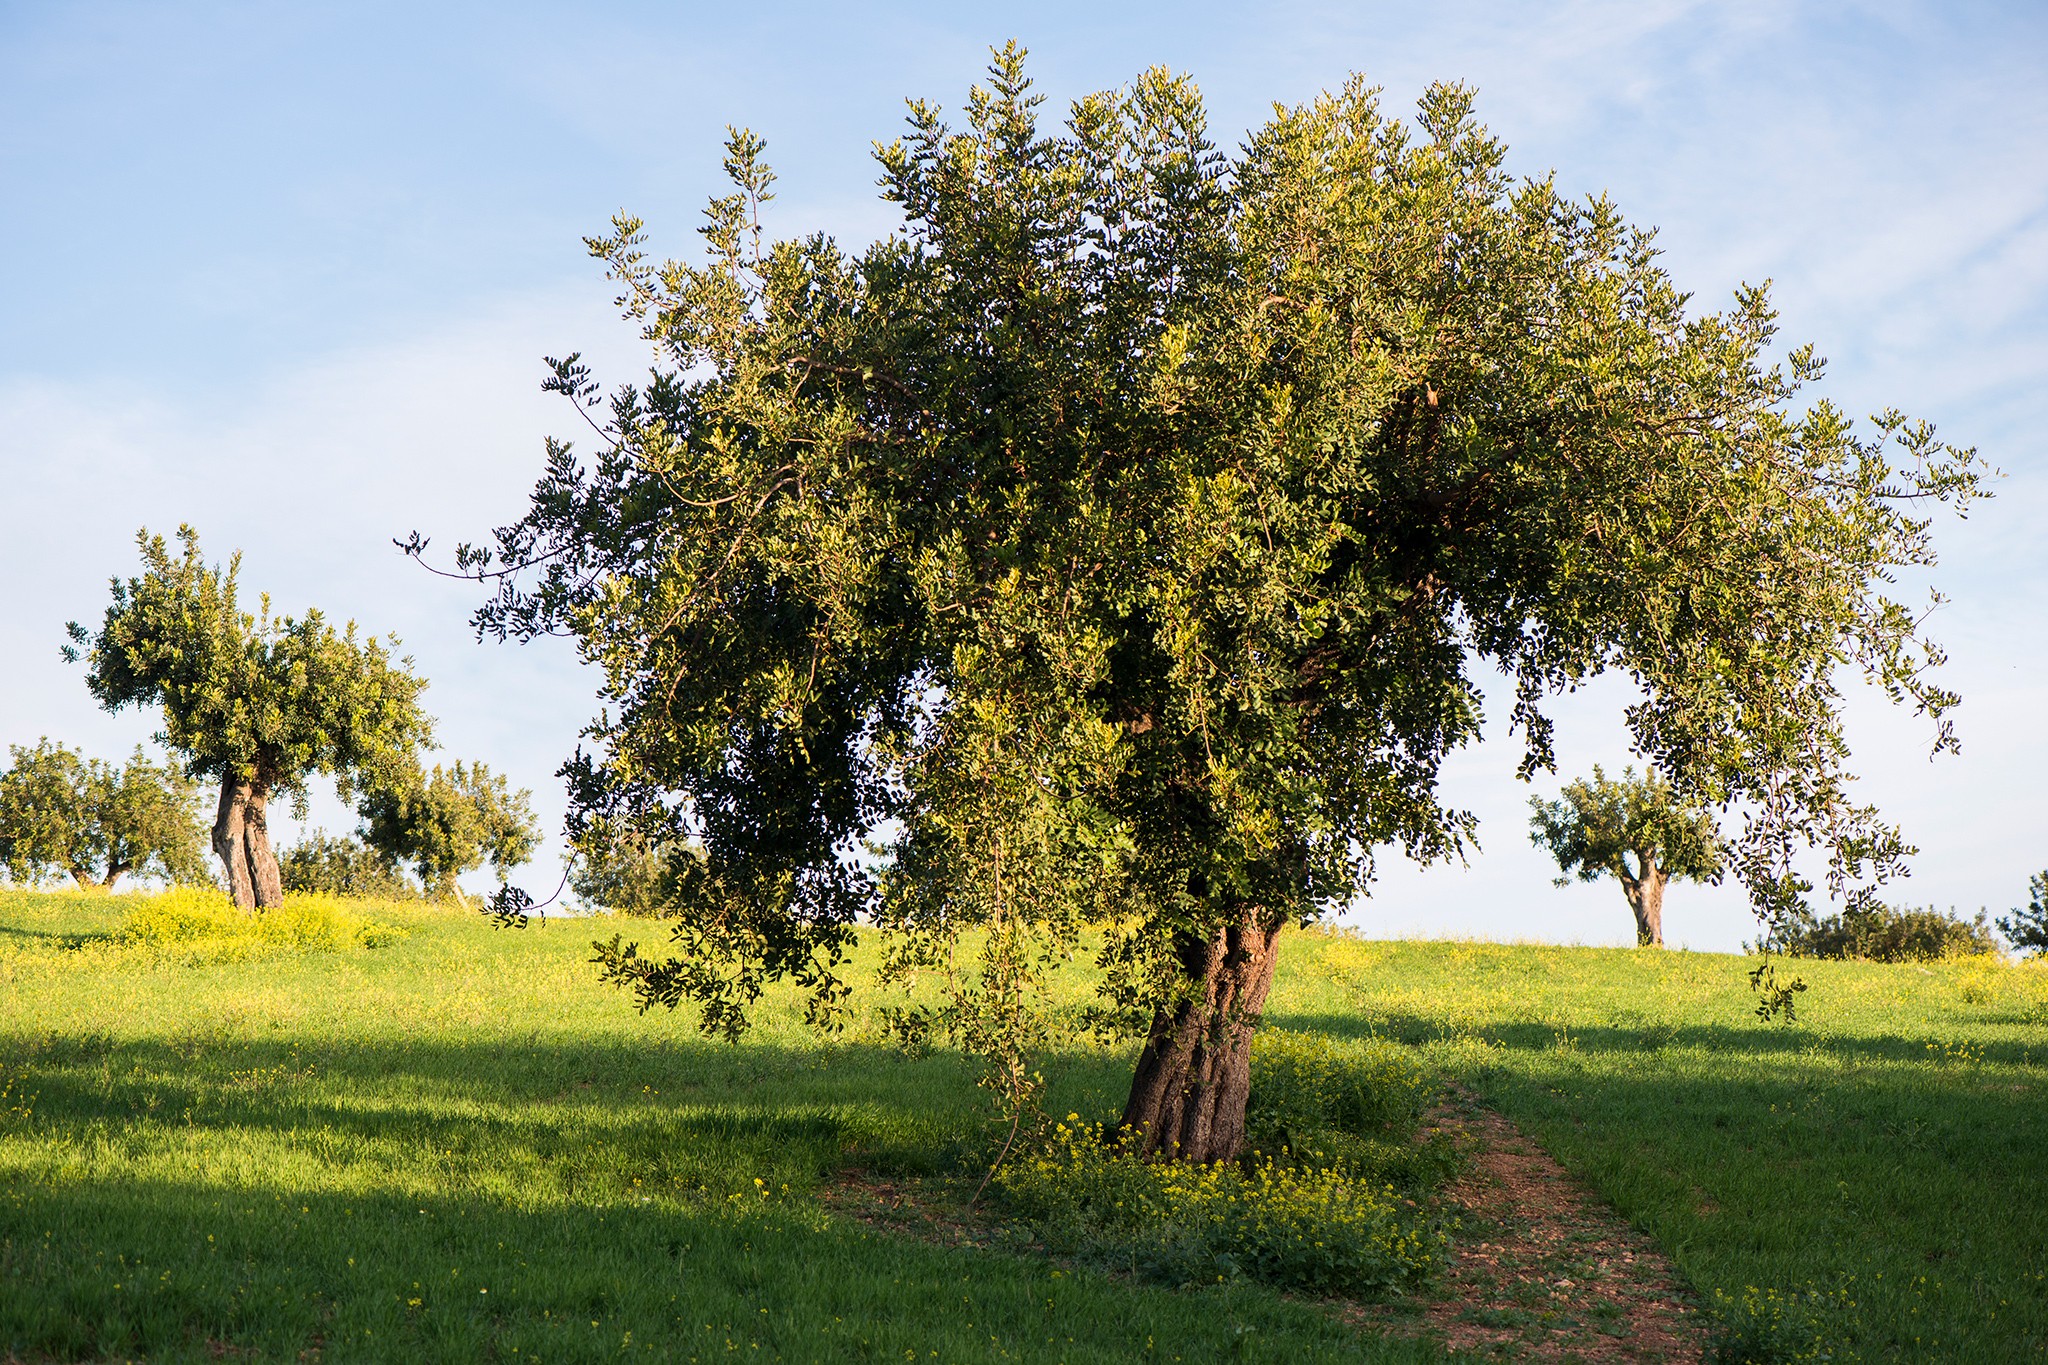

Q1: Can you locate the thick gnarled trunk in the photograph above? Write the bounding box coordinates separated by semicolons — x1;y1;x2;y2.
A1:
214;776;284;909
1620;857;1666;947
1118;910;1283;1164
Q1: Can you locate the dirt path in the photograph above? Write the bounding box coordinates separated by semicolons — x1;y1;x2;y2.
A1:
1352;1088;1706;1363
829;1091;1709;1363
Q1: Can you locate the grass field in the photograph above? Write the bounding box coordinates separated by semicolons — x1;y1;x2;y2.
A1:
2;888;2043;1363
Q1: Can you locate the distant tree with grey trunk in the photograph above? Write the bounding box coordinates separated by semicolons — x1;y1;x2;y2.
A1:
0;739;210;889
357;760;540;905
1530;765;1725;947
66;527;434;909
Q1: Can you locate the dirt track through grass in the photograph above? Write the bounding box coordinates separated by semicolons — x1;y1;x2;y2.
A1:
1353;1087;1704;1363
1281;934;2048;1362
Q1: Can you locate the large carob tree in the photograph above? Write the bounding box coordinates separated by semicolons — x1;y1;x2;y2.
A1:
69;527;433;908
442;51;1986;1162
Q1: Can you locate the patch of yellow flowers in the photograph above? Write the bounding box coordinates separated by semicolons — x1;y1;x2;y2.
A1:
997;1115;1445;1297
118;888;406;962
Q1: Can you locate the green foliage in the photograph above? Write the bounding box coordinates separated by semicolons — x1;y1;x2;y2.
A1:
998;1121;1445;1297
1996;871;2048;956
565;820;697;916
1243;1030;1453;1187
1247;1030;1437;1138
997;1028;1448;1296
1774;903;2000;963
451;49;1985;1062
357;761;539;902
0;740;209;889
116;886;408;961
1706;1284;1857;1364
68;526;432;798
278;831;418;900
1529;764;1724;890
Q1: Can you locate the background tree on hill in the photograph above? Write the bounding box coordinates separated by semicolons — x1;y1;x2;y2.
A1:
357;761;539;905
1772;901;1999;962
566;819;700;917
0;740;209;890
433;53;1987;1162
1530;766;1725;948
278;831;419;901
67;527;435;909
1998;872;2048;957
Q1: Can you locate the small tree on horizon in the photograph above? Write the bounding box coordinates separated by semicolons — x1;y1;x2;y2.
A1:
1998;872;2048;957
68;527;435;909
0;739;210;890
1530;765;1724;947
566;820;700;917
357;761;540;905
279;831;419;901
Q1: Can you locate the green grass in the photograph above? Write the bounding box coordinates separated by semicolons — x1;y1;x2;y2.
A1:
0;890;1447;1364
3;891;2044;1362
1273;932;2048;1362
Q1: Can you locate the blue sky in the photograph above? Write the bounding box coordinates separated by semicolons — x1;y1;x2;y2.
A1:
3;1;2043;949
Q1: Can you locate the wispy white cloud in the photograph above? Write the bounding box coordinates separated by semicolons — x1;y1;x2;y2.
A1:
2;0;2041;942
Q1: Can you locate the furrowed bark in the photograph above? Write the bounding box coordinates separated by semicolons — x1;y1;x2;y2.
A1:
1118;908;1283;1164
214;775;285;909
1622;853;1665;947
242;781;283;907
214;779;254;908
1637;870;1665;947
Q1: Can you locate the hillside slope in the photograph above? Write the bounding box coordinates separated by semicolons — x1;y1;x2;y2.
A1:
2;890;2041;1361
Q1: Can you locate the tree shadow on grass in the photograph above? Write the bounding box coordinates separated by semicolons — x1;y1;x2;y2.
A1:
0;922;112;949
1269;1008;2046;1071
0;1175;1451;1365
7;1033;981;1189
0;1033;1442;1365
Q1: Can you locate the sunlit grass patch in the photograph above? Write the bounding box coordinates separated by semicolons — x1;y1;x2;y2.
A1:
1272;928;2048;1361
0;891;1454;1364
1244;1029;1459;1188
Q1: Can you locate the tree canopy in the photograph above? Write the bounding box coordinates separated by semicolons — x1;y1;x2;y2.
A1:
279;831;419;901
0;740;209;890
69;526;435;907
1999;873;2048;957
1529;765;1724;947
440;50;1987;1160
567;821;700;917
357;761;540;904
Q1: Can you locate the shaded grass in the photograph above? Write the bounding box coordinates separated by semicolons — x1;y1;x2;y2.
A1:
0;890;1447;1364
6;888;2045;1361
